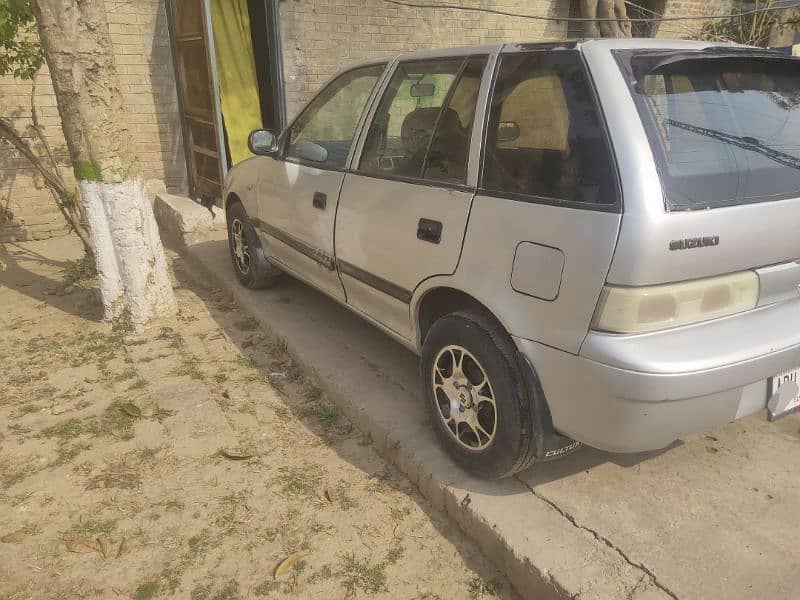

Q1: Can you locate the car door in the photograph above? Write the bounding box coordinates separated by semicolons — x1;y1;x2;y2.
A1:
335;55;491;339
255;63;386;301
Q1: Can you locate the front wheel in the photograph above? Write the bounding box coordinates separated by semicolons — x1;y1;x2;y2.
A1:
421;310;537;478
226;201;281;289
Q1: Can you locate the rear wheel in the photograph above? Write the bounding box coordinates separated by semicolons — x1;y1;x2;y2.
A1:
421;310;536;478
226;201;281;289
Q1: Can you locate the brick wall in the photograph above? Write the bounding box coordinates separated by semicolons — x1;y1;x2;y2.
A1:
655;0;733;39
1;0;734;243
0;0;186;243
276;0;734;120
278;0;571;119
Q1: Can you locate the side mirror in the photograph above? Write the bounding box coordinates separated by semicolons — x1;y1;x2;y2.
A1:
497;121;521;143
248;128;277;155
292;139;328;163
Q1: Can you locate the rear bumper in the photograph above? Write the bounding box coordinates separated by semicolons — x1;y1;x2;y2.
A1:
515;299;800;452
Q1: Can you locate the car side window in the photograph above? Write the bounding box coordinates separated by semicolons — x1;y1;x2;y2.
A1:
359;57;485;183
482;51;617;205
285;64;385;169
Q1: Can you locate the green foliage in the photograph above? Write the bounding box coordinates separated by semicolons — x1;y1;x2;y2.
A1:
698;0;800;47
63;253;97;285
75;160;104;182
0;0;43;80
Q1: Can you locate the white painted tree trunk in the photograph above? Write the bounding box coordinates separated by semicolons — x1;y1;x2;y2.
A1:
81;178;176;324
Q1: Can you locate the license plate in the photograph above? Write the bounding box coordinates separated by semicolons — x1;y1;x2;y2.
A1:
767;367;800;421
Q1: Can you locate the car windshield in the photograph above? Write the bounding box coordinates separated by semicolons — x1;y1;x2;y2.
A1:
617;51;800;211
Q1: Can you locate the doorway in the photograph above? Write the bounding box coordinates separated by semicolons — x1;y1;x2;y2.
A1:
166;0;285;203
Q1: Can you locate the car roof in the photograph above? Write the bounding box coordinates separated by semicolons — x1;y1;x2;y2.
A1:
345;38;750;70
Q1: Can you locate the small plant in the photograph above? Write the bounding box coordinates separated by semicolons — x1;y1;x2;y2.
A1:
66;517;118;539
467;577;502;598
269;337;288;357
308;564;334;584
115;367;136;382
63;254;96;285
173;355;204;380
338;553;388;596
128;378;147;390
384;543;404;565
314;404;340;429
274;466;323;498
235;355;258;370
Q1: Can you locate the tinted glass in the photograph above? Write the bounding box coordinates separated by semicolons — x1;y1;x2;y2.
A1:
424;57;486;183
360;57;482;182
483;51;617;205
623;53;800;210
286;64;385;169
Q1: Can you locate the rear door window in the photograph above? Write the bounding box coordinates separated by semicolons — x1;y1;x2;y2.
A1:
618;52;800;210
359;56;486;184
482;51;618;206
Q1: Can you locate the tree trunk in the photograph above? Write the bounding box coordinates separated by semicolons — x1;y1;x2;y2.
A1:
582;0;632;38
31;0;176;325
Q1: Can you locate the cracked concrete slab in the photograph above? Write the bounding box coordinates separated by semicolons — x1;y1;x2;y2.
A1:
181;233;800;600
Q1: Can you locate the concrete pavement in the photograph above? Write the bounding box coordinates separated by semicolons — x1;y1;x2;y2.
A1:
182;231;800;600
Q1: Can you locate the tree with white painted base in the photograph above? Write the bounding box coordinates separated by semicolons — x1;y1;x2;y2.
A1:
31;0;176;324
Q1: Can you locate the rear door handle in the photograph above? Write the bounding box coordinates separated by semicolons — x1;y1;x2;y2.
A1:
417;218;442;244
313;191;327;210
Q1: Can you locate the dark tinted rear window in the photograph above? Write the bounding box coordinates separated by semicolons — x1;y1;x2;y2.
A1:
482;51;618;206
619;51;800;211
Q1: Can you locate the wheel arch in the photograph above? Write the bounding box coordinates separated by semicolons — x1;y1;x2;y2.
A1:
224;191;241;214
413;283;582;463
413;285;510;352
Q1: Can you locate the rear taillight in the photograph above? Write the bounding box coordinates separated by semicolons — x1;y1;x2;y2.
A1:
591;271;759;334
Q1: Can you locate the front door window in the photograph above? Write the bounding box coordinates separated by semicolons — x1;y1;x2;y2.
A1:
285;64;385;169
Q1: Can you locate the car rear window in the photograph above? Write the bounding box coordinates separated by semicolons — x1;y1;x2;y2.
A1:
617;50;800;211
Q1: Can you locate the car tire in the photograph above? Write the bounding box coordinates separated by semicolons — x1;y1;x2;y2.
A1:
226;201;281;289
421;310;537;478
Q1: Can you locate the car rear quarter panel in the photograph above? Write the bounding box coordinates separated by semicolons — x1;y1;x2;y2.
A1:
413;195;621;354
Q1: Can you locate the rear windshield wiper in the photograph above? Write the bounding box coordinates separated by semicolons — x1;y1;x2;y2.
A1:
665;119;800;171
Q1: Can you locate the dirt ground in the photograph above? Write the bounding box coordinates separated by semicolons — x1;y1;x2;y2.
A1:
0;238;515;600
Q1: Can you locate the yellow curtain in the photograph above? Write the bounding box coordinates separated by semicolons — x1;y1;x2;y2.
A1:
211;0;262;165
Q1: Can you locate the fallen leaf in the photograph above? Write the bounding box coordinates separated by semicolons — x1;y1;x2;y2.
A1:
66;537;96;553
274;553;300;579
324;487;338;503
393;523;403;540
120;403;142;418
117;537;129;558
219;448;254;460
222;390;231;399
97;535;111;558
1;529;25;543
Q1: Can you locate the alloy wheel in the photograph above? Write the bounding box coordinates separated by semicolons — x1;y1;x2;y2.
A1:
432;345;497;451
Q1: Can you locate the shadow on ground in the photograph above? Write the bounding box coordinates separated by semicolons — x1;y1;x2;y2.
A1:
1;240;102;321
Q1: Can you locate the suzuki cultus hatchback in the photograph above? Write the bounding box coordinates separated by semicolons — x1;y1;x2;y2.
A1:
223;39;800;478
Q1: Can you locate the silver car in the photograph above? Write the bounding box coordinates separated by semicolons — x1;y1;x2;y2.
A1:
223;39;800;478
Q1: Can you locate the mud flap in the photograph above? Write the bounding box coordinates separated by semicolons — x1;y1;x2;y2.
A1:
515;351;582;461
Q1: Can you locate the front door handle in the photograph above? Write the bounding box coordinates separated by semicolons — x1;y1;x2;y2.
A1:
417;218;442;244
313;191;327;210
